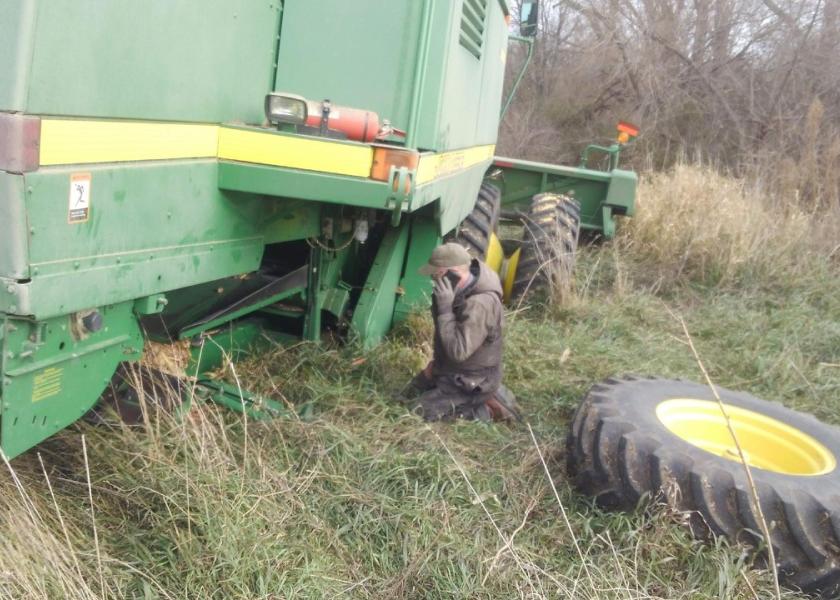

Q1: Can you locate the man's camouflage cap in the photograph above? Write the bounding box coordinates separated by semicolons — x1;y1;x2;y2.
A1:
418;242;472;275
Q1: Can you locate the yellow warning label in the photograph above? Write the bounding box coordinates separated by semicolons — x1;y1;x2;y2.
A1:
32;367;63;403
415;145;495;185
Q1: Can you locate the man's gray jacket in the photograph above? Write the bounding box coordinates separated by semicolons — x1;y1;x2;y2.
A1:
431;258;504;393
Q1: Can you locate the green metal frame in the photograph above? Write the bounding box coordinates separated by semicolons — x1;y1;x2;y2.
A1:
501;34;534;119
0;301;143;458
489;156;637;239
350;223;411;347
193;379;292;421
393;215;441;324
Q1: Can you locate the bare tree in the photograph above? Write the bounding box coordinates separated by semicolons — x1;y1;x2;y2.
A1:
499;0;840;207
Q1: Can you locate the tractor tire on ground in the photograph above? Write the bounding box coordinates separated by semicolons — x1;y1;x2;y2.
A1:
451;182;502;260
567;375;840;597
511;192;580;302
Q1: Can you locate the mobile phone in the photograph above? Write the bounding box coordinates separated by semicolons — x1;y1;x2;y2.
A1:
444;270;461;287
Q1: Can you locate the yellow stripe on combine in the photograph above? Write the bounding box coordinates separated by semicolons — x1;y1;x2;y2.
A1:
39;119;373;178
415;144;495;185
40;119;218;166
217;127;373;178
38;118;492;184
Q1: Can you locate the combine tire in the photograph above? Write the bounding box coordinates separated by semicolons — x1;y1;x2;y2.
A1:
567;375;840;597
452;182;501;260
511;193;580;302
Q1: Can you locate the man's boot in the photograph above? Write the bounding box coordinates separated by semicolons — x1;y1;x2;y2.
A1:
486;385;522;422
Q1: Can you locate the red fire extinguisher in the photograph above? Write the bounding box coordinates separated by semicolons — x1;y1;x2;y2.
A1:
305;100;381;143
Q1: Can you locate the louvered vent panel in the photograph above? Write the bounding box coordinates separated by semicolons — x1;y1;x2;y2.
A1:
459;0;487;59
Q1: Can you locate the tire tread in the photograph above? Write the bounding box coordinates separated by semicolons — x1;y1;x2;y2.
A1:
566;376;840;597
450;183;501;260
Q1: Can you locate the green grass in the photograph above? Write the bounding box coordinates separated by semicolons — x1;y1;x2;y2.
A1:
1;167;838;599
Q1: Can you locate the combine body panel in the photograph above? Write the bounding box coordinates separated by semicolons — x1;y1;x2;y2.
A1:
275;1;509;152
0;0;636;458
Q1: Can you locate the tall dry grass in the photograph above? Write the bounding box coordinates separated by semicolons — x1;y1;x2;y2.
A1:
0;342;796;600
769;99;840;212
617;163;840;291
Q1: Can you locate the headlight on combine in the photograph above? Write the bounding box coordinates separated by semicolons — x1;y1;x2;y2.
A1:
265;93;308;126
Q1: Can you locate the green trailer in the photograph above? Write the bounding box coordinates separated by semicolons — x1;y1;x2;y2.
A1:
492;155;636;239
0;0;636;458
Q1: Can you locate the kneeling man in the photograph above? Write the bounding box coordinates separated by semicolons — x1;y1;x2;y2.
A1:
405;242;519;422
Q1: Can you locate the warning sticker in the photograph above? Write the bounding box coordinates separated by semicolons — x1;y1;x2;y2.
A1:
68;173;91;223
32;367;63;403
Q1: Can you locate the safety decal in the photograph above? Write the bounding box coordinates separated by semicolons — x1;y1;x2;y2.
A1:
32;367;63;403
68;173;91;224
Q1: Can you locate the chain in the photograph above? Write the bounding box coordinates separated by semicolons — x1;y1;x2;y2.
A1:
306;236;355;252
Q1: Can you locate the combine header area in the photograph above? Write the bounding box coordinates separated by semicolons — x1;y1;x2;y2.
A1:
0;0;636;458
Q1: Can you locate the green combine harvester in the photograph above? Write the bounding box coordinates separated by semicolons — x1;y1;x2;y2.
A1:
0;0;636;459
7;4;840;596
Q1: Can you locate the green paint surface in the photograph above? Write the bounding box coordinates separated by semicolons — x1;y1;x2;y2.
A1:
351;223;410;348
7;1;281;122
0;301;142;458
0;0;36;110
275;1;422;138
274;0;508;152
393;215;441;323
3;162;322;320
0;173;29;280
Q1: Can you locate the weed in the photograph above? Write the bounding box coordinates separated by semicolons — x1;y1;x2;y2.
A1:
0;166;836;599
619;163;836;291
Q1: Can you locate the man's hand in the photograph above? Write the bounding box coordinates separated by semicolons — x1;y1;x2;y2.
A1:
433;276;456;314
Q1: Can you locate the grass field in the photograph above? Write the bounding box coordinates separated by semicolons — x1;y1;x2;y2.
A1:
1;166;838;599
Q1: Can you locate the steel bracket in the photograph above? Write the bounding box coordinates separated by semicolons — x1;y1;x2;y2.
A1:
386;166;414;227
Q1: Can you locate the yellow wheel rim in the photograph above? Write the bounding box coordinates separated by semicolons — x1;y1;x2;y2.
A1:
656;399;836;476
485;233;504;275
502;247;521;304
